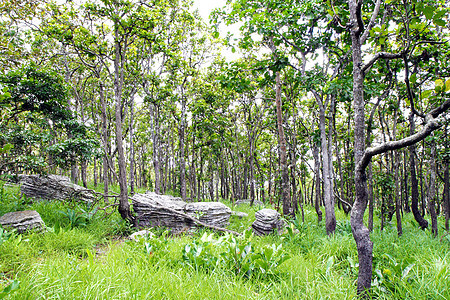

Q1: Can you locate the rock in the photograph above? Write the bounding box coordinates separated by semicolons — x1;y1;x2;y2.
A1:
132;192;232;233
231;211;248;219
252;209;285;236
235;199;264;206
0;210;45;233
129;230;154;241
185;202;232;228
19;175;96;203
132;192;189;232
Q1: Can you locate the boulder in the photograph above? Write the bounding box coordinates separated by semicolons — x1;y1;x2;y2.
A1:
252;209;284;236
132;192;232;233
132;192;190;232
0;210;45;233
19;175;96;203
231;211;249;219
185;202;232;228
235;199;264;206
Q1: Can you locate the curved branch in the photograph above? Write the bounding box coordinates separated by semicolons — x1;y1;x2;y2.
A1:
357;115;443;173
362;52;404;74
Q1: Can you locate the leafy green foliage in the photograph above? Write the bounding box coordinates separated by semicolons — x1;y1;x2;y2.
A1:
0;280;20;299
0;227;14;247
0;64;100;174
373;254;415;296
182;231;289;279
58;208;91;229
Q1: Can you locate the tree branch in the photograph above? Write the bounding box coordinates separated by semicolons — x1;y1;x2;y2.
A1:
362;52;404;74
357;114;444;173
361;0;382;44
355;0;364;37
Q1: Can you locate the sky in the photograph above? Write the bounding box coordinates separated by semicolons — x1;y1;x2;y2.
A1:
193;0;227;24
192;0;243;61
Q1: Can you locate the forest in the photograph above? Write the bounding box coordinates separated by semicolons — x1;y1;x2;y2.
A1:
1;0;450;298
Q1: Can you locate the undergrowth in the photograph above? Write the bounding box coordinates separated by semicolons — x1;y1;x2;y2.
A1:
0;182;449;299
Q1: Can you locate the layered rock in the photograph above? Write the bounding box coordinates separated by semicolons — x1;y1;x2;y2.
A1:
132;192;190;232
231;211;249;219
235;199;264;206
132;192;232;233
185;202;232;228
252;209;284;236
19;175;96;203
0;210;45;233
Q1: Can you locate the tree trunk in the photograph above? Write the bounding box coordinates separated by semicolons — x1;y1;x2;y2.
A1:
129;94;135;195
348;2;373;293
275;71;292;217
394;151;403;236
409;113;428;229
313;143;323;223
114;28;132;222
99;83;109;198
179;97;187;200
318;100;336;234
442;159;450;231
428;137;438;237
151;103;161;194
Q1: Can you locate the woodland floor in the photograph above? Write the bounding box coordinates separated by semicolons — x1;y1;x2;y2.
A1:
0;183;449;299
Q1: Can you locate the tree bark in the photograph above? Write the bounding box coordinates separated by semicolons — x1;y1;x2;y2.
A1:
409;113;428;229
179;96;187;200
428;137;438;237
349;1;373;294
151;103;161;194
313;143;323;223
99;83;109;198
394;151;403;236
443;159;450;231
114;26;132;222
318;98;336;234
129;94;135;195
274;71;292;217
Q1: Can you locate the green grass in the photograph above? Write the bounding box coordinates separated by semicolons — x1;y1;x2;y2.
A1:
1;183;449;299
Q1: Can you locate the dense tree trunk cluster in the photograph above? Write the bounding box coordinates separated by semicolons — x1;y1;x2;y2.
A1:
1;0;450;296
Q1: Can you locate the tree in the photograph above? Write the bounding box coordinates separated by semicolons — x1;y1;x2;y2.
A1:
346;0;450;294
0;64;99;177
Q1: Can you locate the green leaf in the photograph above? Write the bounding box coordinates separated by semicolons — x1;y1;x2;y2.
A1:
326;256;335;275
421;90;433;99
433;19;446;26
423;6;435;20
435;79;444;92
410;73;417;84
0;280;20;298
445;79;450;92
401;264;415;280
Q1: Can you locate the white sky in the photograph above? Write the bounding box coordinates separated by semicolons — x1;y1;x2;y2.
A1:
194;0;227;23
193;0;242;61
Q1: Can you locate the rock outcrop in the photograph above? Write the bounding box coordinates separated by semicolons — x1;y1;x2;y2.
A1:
252;209;284;236
0;210;45;233
235;199;264;206
19;175;96;203
132;192;232;233
231;211;249;219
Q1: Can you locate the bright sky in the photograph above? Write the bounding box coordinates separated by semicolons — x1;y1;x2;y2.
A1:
194;0;227;24
193;0;243;61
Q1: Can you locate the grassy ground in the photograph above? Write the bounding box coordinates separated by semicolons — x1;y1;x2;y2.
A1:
0;183;449;299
